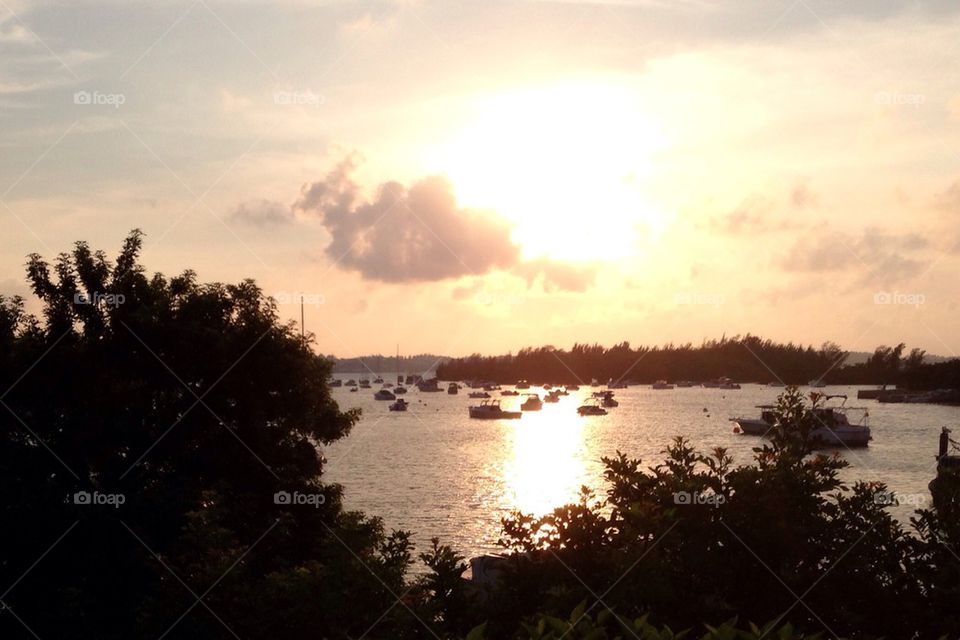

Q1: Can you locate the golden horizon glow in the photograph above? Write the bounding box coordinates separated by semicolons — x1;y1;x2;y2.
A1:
428;81;671;263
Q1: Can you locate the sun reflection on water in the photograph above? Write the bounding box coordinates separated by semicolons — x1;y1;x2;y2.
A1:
502;399;591;516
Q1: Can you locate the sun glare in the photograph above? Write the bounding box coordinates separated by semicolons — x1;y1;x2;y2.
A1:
429;81;669;262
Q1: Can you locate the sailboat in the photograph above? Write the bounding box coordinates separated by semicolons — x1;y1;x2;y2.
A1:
394;345;408;394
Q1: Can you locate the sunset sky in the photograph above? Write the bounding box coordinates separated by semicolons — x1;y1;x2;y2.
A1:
2;0;959;357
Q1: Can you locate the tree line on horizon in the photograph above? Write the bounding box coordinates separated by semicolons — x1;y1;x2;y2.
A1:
436;338;960;389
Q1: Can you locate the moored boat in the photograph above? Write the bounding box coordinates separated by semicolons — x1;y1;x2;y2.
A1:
389;398;408;411
520;394;543;411
577;399;607;416
732;395;871;447
469;399;521;420
374;388;396;401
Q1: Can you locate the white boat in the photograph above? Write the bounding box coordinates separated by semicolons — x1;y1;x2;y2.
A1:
374;388;396;401
652;380;674;390
520;394;543;411
717;377;741;390
732;395;871;448
469;400;521;420
389;398;408;412
577;399;608;416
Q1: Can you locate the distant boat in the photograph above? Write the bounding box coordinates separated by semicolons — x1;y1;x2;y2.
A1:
359;378;371;388
374;388;396;401
718;377;741;390
675;381;695;388
448;382;459;395
544;390;560;403
768;382;785;387
389;398;408;412
600;391;618;407
417;378;442;392
346;379;357;387
394;385;407;394
652;380;674;390
349;387;358;393
520;394;543;411
469;399;521;420
590;378;600;387
607;378;628;389
566;384;580;391
501;390;519;396
515;380;530;390
373;376;384;384
577;399;608;416
468;391;490;399
330;378;342;387
543;383;553;390
809;379;827;388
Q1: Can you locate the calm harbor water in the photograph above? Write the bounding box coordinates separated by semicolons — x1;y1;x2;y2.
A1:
324;377;959;565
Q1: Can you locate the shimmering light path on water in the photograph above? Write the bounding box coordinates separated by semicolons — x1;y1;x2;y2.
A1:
324;379;959;564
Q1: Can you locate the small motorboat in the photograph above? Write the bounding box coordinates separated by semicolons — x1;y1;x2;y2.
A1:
501;390;519;396
717;377;741;390
566;384;580;391
515;380;531;390
599;391;618;407
389;398;408;412
330;379;342;387
359;378;371;388
469;391;491;399
675;381;695;388
349;387;358;393
544;390;560;403
346;379;357;387
394;385;407;394
373;376;384;384
652;380;674;390
578;399;608;416
520;394;543;411
607;378;628;389
469;400;521;420
417;378;442;392
543;383;553;390
448;382;459;395
374;388;396;401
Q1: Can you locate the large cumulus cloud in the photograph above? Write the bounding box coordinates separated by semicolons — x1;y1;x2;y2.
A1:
295;159;521;283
